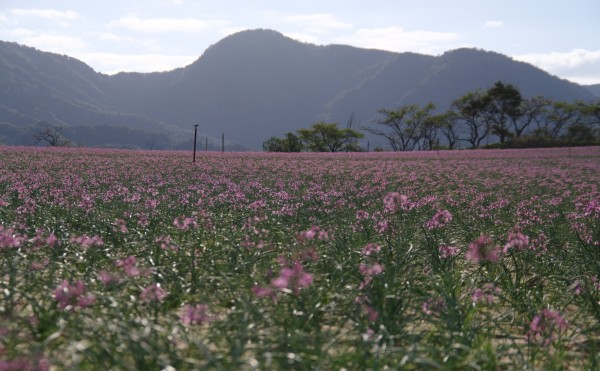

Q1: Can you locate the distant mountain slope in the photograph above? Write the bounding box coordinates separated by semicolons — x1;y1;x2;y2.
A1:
0;29;596;149
586;84;600;98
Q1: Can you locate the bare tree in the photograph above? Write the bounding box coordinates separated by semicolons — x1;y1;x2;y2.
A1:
34;126;71;147
365;103;435;151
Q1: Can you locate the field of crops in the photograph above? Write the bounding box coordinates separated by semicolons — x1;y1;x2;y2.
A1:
1;146;599;369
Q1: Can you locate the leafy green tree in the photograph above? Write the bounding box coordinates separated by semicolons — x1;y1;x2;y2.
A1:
539;101;583;138
450;91;490;148
262;132;303;152
297;122;363;152
483;81;523;143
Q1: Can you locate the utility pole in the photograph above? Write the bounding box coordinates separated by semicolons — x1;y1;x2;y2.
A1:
193;124;199;163
222;132;224;153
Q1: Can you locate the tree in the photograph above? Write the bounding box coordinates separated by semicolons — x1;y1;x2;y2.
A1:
539;101;583;139
419;113;443;150
33;126;71;147
435;112;461;150
365;103;435;151
483;81;523;143
450;91;490;148
511;96;550;138
263;132;303;152
297;122;363;152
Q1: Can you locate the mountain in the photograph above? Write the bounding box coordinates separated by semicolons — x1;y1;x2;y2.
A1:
586;84;600;98
0;29;596;149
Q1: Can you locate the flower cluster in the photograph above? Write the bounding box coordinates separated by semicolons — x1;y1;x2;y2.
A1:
527;309;568;346
383;192;410;214
253;259;314;298
424;209;453;229
54;280;95;310
466;234;500;263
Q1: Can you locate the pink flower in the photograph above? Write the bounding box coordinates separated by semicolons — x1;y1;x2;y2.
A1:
422;297;446;316
141;283;168;302
173;216;197;230
298;226;329;242
269;260;313;294
361;243;381;256
374;220;388;234
116;256;142;277
425;209;453;229
54;279;95;310
471;284;500;304
358;262;384;289
365;305;379;322
527;309;568;346
70;235;104;248
98;270;120;285
355;210;370;220
180;304;211;326
438;244;459;259
503;231;529;253
383;192;409;213
466;234;500;263
252;285;275;298
0;226;23;249
113;219;129;233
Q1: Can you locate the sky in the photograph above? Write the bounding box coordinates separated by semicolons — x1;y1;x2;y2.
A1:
1;0;599;85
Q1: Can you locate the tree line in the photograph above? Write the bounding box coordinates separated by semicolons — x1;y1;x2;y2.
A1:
263;81;600;152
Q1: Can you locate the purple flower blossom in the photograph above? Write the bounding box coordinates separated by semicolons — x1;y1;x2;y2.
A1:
141;283;168;302
374;220;389;234
358;262;384;289
422;297;446;316
180;304;211;326
527;309;568;346
361;243;381;256
70;234;104;248
271;261;313;292
438;244;459;259
471;283;500;304
116;256;142;277
54;279;95;310
383;192;409;214
424;209;453;229
466;234;500;263
503;231;529;253
253;259;313;298
0;226;23;249
173;216;197;230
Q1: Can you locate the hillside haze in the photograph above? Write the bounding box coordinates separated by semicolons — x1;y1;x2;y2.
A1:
0;29;595;149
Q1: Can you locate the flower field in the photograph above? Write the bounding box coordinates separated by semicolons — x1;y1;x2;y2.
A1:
1;146;599;369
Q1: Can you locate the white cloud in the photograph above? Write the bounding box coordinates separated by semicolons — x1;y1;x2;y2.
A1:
21;33;89;54
11;8;80;20
109;16;230;33
333;26;460;54
513;49;600;85
77;52;198;74
282;13;353;34
484;21;503;28
95;32;123;42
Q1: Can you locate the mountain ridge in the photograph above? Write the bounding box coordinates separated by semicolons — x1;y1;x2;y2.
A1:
0;29;596;149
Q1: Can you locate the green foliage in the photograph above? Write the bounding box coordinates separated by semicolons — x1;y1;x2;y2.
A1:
262;132;303;152
296;122;364;152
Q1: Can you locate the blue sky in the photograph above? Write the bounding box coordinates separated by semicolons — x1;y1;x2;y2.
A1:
1;0;599;84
